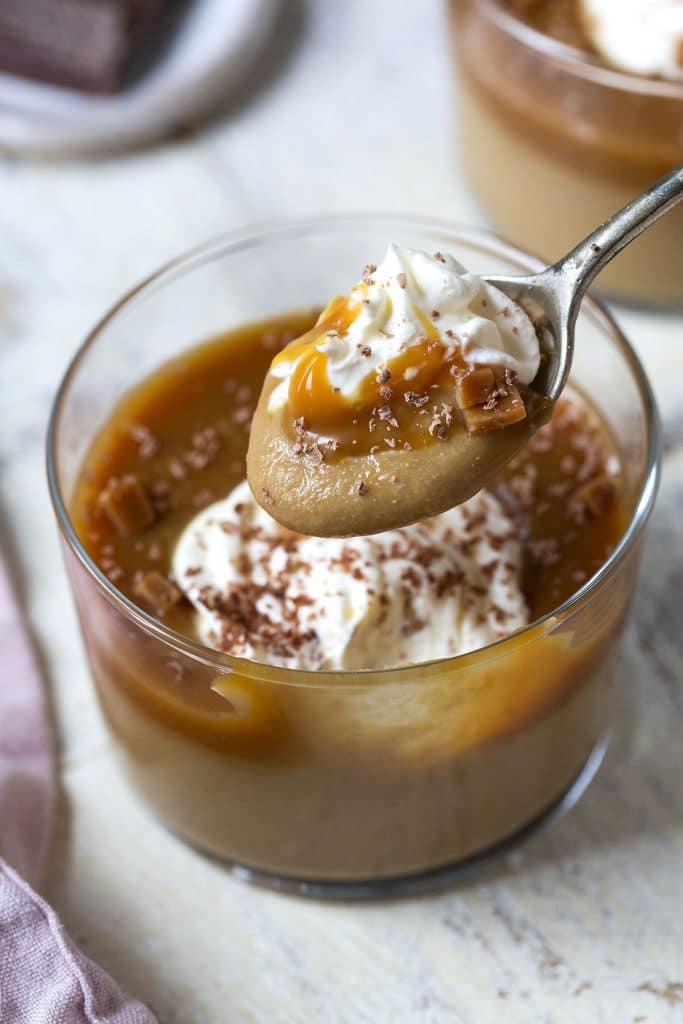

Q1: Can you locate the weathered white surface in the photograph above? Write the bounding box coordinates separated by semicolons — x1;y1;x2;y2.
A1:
1;3;682;1021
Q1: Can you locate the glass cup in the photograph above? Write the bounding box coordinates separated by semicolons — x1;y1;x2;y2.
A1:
47;216;660;898
449;0;683;305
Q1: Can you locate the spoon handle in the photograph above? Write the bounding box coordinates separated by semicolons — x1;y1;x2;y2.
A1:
551;163;683;310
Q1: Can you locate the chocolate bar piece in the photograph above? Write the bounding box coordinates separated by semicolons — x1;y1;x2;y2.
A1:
0;0;184;94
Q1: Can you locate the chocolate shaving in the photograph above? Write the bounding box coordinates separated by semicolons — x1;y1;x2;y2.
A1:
527;538;561;567
127;423;159;459
404;390;429;408
192;488;214;509
428;404;454;441
231;407;252;428
376;404;399;428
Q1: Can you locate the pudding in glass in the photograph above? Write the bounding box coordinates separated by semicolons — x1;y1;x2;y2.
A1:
450;0;683;303
48;220;659;894
71;279;620;875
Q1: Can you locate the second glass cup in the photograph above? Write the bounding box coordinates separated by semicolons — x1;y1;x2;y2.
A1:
449;0;683;305
47;217;659;897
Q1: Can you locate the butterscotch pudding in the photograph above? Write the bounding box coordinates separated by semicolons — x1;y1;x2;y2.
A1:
450;0;683;303
71;307;621;873
48;221;659;892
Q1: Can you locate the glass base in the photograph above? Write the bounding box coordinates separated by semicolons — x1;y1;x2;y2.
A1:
174;733;608;901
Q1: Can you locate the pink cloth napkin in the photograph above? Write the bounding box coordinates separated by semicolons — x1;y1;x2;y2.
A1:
0;551;157;1023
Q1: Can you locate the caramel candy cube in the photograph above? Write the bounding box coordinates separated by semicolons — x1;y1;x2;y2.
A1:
569;475;615;525
462;386;527;434
97;474;155;537
455;367;497;410
132;571;181;617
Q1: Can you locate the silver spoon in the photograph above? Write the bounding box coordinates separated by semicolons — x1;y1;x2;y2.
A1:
485;163;683;404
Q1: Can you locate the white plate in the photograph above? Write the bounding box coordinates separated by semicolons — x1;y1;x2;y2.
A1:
0;0;278;156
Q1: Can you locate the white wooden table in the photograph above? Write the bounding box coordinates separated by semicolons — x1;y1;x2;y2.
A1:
1;3;682;1021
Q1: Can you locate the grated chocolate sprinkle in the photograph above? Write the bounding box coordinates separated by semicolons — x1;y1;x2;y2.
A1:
404;390;429;408
127;423;159;459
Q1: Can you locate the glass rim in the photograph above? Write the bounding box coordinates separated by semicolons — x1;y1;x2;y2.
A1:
471;0;683;99
46;213;662;688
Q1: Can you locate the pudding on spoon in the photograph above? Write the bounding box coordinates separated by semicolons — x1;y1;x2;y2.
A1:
247;245;551;537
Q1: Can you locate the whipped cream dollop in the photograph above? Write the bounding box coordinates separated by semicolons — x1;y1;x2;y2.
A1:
580;0;683;79
172;480;528;671
268;245;541;413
